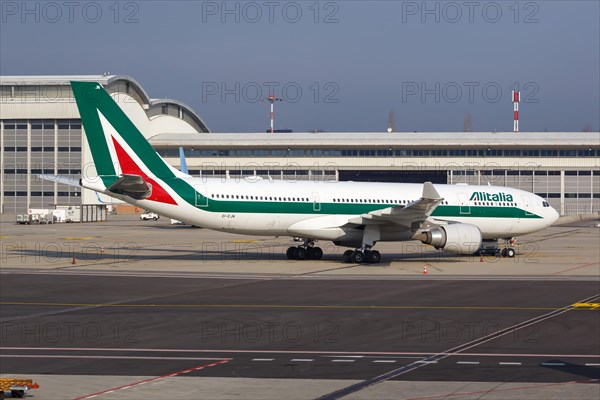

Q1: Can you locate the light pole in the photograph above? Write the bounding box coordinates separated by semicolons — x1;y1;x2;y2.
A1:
263;95;282;133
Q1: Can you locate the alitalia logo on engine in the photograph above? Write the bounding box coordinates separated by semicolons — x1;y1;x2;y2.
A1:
469;192;514;202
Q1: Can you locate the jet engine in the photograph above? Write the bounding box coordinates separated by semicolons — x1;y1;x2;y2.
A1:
419;224;482;255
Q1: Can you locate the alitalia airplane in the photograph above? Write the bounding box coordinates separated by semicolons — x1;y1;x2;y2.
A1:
44;81;560;264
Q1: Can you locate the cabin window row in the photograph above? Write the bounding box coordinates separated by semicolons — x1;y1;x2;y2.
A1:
473;202;516;207
332;198;450;205
213;194;310;202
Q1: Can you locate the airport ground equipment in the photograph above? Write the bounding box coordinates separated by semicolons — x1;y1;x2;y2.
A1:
15;214;32;224
140;211;159;220
0;378;39;399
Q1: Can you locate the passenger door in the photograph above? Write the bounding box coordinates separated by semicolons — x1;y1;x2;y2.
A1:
194;184;208;207
457;193;471;215
312;192;321;212
521;195;534;216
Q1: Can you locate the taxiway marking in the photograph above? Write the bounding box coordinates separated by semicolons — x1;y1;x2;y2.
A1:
73;359;230;400
553;261;600;275
0;355;224;361
317;292;600;400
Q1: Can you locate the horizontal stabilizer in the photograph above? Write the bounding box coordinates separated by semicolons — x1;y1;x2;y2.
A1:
38;174;80;187
107;174;152;200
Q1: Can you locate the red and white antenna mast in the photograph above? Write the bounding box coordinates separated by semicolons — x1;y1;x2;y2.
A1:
512;90;520;133
264;95;283;133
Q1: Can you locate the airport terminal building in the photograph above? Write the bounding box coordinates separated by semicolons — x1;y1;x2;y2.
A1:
1;75;599;216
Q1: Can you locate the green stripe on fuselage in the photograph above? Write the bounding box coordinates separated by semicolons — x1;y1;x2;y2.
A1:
432;205;542;219
177;191;542;219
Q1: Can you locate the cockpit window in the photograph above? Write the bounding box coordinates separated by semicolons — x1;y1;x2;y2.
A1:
542;201;550;207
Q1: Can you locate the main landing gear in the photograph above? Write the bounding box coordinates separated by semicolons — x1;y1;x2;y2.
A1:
286;239;323;260
341;225;383;264
342;248;382;264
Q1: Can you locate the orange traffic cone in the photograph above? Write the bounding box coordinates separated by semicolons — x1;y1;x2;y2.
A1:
423;265;428;275
71;256;76;265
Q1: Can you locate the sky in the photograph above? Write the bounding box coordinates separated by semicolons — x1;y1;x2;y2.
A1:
1;0;599;133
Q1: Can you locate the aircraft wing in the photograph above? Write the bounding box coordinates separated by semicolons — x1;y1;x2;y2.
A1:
288;182;445;239
349;182;444;230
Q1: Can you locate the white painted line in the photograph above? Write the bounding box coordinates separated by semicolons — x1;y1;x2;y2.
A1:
332;359;355;363
457;361;480;365
325;355;364;358
416;360;438;364
251;358;274;362
499;362;522;365
585;363;600;367
0;355;223;361
541;362;566;366
373;360;396;363
291;359;314;362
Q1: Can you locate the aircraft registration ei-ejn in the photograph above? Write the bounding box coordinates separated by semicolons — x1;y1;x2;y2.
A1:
43;81;560;264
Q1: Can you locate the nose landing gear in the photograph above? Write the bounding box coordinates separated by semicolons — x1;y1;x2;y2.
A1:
501;237;517;258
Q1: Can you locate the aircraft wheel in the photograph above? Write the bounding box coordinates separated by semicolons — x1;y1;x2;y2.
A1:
306;247;315;260
506;248;515;258
286;246;297;260
351;251;365;264
296;246;307;260
501;248;507;257
368;250;381;264
343;250;353;263
312;247;323;260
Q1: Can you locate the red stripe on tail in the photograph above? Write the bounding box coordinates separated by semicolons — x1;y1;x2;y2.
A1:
111;137;177;205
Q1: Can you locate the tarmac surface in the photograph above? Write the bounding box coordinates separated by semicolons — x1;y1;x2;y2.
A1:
0;214;599;399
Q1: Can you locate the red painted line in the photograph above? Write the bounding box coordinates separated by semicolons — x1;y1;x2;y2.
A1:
72;358;230;400
553;261;600;275
406;379;599;400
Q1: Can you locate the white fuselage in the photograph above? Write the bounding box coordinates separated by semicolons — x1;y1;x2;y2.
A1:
90;178;559;242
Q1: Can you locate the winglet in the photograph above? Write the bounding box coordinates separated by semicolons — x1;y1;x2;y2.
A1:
422;182;443;200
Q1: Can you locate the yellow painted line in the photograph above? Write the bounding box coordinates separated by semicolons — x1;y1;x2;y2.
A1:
0;236;12;239
0;301;588;311
572;303;600;310
61;237;93;241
